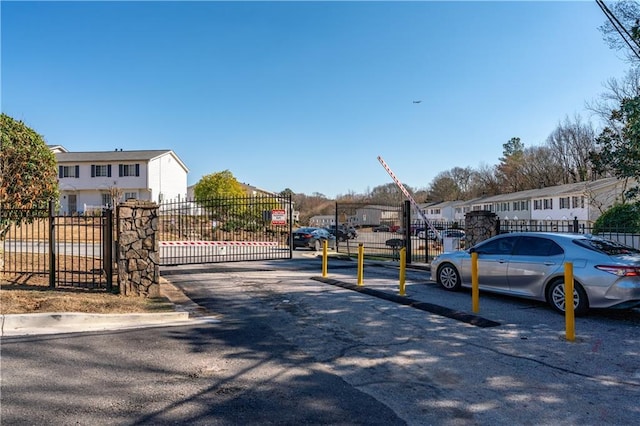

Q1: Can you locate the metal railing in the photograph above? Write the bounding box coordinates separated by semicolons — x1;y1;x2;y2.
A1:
1;201;113;289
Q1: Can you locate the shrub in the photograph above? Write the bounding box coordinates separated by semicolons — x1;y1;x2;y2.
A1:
593;202;640;234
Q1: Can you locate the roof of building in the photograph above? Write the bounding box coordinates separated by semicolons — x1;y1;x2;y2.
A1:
56;149;189;172
470;177;624;205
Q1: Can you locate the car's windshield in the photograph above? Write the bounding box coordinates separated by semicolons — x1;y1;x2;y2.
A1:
573;237;640;256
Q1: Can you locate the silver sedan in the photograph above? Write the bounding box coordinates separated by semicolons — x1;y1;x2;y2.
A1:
430;232;640;315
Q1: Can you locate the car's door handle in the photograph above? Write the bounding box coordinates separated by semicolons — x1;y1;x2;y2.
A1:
544;262;555;266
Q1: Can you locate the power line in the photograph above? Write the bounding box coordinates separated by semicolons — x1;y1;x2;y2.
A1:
595;0;640;61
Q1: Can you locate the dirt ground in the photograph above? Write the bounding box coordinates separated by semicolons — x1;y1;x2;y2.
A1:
0;276;175;315
1;248;177;315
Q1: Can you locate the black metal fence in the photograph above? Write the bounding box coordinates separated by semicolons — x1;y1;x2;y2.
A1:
333;202;640;264
158;195;293;265
333;201;417;261
1;201;114;289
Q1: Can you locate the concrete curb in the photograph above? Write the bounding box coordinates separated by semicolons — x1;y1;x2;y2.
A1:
0;311;191;337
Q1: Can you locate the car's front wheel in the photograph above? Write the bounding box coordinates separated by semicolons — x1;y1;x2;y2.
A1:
437;263;461;291
546;279;589;316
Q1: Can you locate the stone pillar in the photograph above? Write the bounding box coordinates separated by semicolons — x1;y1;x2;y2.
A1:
465;210;498;248
117;200;159;297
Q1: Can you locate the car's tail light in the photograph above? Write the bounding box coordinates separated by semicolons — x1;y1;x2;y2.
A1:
595;265;640;276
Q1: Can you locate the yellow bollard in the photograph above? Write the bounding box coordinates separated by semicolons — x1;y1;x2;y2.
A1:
399;247;406;296
564;262;576;342
471;252;479;313
322;240;328;277
357;243;364;286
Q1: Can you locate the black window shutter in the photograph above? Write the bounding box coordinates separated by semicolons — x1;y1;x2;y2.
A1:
91;165;95;177
107;165;112;177
119;164;123;177
58;166;63;178
75;165;80;178
135;163;140;177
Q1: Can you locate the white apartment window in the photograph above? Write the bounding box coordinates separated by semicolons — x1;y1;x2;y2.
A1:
514;201;528;210
119;164;140;177
534;200;542;210
124;192;137;200
101;193;111;206
572;196;585;208
91;164;112;177
559;197;570;209
543;198;553;209
58;165;79;178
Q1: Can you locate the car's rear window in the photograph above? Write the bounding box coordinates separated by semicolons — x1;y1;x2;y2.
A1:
573;238;640;255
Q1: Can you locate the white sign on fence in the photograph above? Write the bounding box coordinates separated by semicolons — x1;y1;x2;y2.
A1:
271;209;286;225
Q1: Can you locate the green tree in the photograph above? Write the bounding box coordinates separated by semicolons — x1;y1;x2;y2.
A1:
593;202;640;233
0;114;59;238
193;170;246;201
497;137;526;192
279;188;295;198
590;96;640;200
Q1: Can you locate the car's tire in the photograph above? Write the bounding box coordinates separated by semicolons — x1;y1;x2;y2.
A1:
546;279;589;316
436;263;462;291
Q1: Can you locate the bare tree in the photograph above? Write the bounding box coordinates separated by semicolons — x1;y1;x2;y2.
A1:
108;185;124;208
449;166;475;198
427;172;459;202
546;115;597;183
367;182;411;205
586;66;640;128
469;163;501;197
520;146;564;189
597;0;640;64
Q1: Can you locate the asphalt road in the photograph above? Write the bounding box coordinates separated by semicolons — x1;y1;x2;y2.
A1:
2;255;639;425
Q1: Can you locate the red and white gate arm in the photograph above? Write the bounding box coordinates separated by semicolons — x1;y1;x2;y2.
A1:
377;155;440;236
159;241;278;247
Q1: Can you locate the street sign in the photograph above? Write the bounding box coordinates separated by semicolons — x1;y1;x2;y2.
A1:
271;209;286;225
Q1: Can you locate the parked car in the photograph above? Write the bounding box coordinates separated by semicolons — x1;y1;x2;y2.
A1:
441;229;466;241
430;232;640;315
292;227;336;251
373;225;390;232
418;229;441;240
344;226;358;239
325;226;350;242
417;229;464;241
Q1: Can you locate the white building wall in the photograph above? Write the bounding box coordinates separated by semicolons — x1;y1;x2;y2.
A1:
148;154;187;203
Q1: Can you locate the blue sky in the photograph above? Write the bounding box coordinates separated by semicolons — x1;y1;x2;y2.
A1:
1;1;632;198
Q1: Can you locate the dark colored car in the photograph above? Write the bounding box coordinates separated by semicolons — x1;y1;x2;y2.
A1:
373;225;390;232
325;226;350;242
344;226;358;239
292;227;337;251
431;232;640;315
